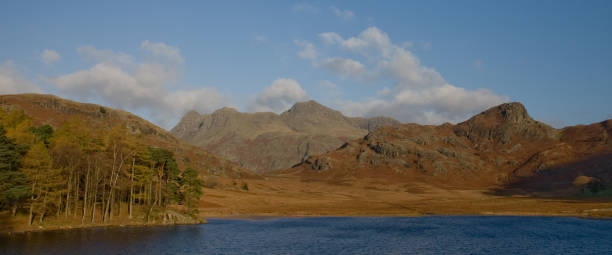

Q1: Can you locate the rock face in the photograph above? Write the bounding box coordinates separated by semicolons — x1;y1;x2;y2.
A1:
453;102;559;145
0;94;252;178
291;102;612;195
171;100;400;172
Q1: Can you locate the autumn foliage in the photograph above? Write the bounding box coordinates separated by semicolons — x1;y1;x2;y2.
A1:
0;109;204;226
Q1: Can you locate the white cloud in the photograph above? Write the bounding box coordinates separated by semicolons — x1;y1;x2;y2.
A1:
320;57;365;79
306;27;508;124
141;40;184;64
377;87;392;96
77;45;133;66
318;80;337;89
331;6;354;20
294;40;317;60
319;27;394;58
50;63;161;109
249;78;309;113
317;80;341;98
40;49;61;66
49;42;229;129
292;3;318;14
319;32;343;45
0;61;42;94
161;88;231;128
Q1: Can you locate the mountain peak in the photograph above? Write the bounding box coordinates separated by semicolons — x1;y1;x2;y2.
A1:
215;107;239;113
285;100;330;114
183;110;201;119
454;102;558;144
172;100;398;172
458;102;532;128
484;102;530;124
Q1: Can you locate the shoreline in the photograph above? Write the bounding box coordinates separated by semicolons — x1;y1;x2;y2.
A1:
3;211;610;234
206;212;612;221
0;215;207;235
0;220;207;235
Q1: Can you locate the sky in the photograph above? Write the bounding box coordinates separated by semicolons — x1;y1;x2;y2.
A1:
1;0;611;129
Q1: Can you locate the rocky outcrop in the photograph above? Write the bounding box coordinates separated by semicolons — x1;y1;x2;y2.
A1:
292;102;612;194
309;157;332;171
160;210;206;224
171;100;400;172
454;102;559;145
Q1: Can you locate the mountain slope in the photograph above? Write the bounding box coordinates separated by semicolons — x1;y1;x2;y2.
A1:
171;100;400;172
290;102;612;195
0;94;253;178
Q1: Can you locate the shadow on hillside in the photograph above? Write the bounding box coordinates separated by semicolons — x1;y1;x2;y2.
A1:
487;153;612;199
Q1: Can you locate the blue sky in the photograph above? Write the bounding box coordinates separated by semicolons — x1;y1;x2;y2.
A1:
1;1;611;129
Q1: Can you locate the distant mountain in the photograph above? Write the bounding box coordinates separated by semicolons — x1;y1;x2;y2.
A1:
289;102;612;195
171;100;400;172
0;94;252;178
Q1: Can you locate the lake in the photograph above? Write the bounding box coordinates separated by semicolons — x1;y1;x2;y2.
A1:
2;216;611;254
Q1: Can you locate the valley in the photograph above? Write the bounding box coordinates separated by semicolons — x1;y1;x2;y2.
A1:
1;94;611;234
197;175;612;219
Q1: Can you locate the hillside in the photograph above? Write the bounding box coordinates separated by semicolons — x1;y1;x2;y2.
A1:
171;100;399;172
289;102;612;196
0;94;252;178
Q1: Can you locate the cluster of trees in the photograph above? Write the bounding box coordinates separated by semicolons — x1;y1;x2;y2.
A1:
0;109;203;225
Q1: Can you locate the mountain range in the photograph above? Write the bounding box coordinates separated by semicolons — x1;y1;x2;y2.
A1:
3;93;610;196
288;102;612;195
171;100;399;172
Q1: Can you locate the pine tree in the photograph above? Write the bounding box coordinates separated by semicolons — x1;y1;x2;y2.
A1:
149;147;180;207
29;124;53;146
0;126;30;215
180;167;203;215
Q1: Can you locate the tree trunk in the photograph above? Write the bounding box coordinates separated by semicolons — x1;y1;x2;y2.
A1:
117;190;122;217
28;202;34;226
82;161;90;225
57;192;62;218
91;179;98;224
28;175;38;226
74;170;80;217
146;204;154;223
39;189;48;224
129;157;135;219
65;169;72;219
104;169;120;222
103;174;112;223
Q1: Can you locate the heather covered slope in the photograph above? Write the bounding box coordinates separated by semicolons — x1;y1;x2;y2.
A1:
290;102;612;196
171;100;399;172
0;94;252;178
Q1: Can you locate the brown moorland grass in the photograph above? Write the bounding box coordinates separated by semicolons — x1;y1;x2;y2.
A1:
197;176;612;219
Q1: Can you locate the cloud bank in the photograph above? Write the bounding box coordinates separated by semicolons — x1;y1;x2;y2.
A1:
331;6;354;20
48;42;230;128
40;49;61;66
304;26;508;124
0;61;42;94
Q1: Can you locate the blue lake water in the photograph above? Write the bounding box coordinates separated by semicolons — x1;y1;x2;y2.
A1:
1;216;612;254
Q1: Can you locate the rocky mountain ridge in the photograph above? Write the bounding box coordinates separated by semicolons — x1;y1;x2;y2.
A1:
171;100;400;172
291;102;612;195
